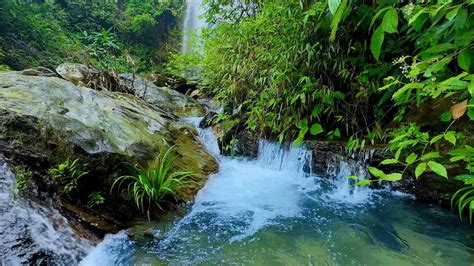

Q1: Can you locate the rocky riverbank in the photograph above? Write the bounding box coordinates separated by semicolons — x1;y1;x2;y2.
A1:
0;64;218;240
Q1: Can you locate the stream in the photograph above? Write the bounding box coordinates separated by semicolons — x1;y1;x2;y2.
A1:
79;117;474;265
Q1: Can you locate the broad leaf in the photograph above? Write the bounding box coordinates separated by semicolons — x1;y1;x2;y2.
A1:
354;180;371;186
415;163;427;179
368;166;385;178
451;100;468;120
422;152;441;160
405;153;418;164
444;131;457;145
382;8;398;33
328;0;341;15
310;123;324;135
458;49;472;71
428;161;448;178
381;173;402;182
370;26;384;61
380;158;398;165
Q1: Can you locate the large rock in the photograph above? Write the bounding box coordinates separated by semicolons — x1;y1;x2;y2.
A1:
56;63;91;85
119;73;204;116
144;72;198;95
0;71;218;208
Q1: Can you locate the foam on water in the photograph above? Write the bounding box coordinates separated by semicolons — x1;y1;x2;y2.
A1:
80;117;474;265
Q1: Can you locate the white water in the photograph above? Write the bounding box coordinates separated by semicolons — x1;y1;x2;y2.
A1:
0;155;93;265
182;0;207;52
80;117;474;265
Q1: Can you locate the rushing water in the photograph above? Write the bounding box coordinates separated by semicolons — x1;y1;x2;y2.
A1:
181;0;207;52
0;155;93;265
80;117;474;265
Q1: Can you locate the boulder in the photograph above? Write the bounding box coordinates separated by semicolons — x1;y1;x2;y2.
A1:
55;63;91;85
0;71;218;219
119;73;204;116
144;72;197;95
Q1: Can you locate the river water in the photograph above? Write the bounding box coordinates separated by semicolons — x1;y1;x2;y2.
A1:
79;117;474;265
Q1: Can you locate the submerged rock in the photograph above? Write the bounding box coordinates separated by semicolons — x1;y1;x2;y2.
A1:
0;71;218;223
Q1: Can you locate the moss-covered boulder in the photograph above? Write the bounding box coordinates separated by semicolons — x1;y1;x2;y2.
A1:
119;73;204;116
0;71;218;223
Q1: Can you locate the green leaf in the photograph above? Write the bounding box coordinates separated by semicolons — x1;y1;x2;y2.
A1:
368;166;385;178
382;8;398;33
347;175;359;180
370;26;384;61
293;136;304;147
328;0;341;15
405;153;418;164
395;148;402;160
380;173;402;182
296;118;308;129
454;174;474;183
354;180;371;186
370;6;392;30
458;49;472;71
430;134;444;144
311;104;323;117
380;159;398;165
427;161;448;178
310;123;324;136
439;112;452;122
415;163;427;179
329;0;348;42
444;131;457;145
422;152;441;160
334;128;341;138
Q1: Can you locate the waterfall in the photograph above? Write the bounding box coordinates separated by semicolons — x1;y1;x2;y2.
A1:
182;0;207;52
0;155;92;264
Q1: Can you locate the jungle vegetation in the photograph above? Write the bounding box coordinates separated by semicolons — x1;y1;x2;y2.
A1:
171;0;474;221
0;0;183;72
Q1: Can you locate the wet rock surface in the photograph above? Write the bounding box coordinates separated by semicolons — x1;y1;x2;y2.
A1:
0;71;218;230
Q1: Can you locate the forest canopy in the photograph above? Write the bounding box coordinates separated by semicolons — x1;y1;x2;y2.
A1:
0;0;183;72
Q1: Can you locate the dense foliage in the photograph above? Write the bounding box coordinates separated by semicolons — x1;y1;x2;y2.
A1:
171;0;473;220
0;0;183;72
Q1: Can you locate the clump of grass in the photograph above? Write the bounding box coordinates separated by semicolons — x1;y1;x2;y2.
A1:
13;165;33;198
48;158;88;196
111;145;195;218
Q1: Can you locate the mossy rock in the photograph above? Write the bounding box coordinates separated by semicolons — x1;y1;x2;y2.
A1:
0;72;217;216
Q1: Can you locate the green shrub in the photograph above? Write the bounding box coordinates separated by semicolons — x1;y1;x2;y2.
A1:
111;146;195;218
48;158;88;196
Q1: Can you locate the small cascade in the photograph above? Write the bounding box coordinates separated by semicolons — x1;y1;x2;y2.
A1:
324;154;374;205
0;155;93;264
182;0;207;52
80;117;474;265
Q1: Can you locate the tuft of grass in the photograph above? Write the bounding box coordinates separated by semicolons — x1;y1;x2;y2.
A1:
111;145;196;218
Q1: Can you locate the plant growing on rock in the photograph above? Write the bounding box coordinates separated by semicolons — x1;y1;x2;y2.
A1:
13;165;33;197
111;145;195;219
48;158;88;196
87;191;106;207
